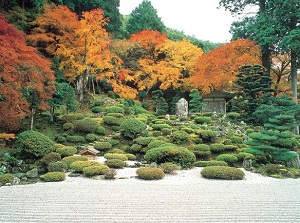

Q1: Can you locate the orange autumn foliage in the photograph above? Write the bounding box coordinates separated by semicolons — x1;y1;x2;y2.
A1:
190;39;261;94
0;14;55;132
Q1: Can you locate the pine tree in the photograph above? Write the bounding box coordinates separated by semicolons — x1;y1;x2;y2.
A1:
152;90;168;115
189;88;206;113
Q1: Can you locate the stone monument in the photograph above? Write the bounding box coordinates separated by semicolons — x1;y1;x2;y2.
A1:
176;98;188;117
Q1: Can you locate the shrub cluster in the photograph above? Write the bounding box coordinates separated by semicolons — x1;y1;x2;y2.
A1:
197;130;216;142
15;130;56;159
151;124;171;131
105;106;124;114
134;137;155;146
104;153;128;161
201;166;245;180
106;159;126;169
95;126;106;135
194;160;228;167
48;161;67;172
61;156;88;168
0;173;14;185
66;135;86;143
94;142;112;152
74;119;99;133
194;116;212;124
120;118;146;139
103;115;122;126
63;122;74;131
144;143;196;168
136;167;165;180
210;143;225;153
193;144;211;158
85;134;99;142
159;162;180;174
70;161;104;173
41;152;61;165
216;154;238;166
40;172;66;182
82;165;109;177
61;113;84;123
170;131;190;145
56;146;77;157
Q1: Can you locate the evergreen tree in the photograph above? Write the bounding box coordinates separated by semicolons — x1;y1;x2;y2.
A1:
230;65;274;124
125;0;166;35
189;88;206;113
152;90;168;115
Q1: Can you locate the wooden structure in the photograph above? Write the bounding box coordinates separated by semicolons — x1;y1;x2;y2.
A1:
202;91;233;113
79;146;100;160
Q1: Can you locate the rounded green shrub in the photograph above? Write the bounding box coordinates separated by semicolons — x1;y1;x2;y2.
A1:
41;152;61;165
15;130;56;159
95;126;106;135
106;159;126;169
159;162;179;174
152;131;162;137
152;124;171;131
48;161;67;172
197;130;217;142
62;113;84;123
104;153;128;161
134;137;155;146
0;173;14;185
82;164;109;177
216;154;238;166
194;160;228;167
66;135;86;143
74;119;99;133
103;115;122;126
235;152;256;161
222;139;232;145
147;140;168;149
94;142;112;152
161;128;172;136
91;106;103;113
105;106;124;114
170;131;190;145
40;172;66;182
230;136;244;144
125;153;136;160
224;145;239;151
85;133;99;142
210;143;225;153
70;161;103;173
144;144;196;168
63;122;74;131
61;156;88;168
136;167;165;180
108;139;119;146
194;116;212;124
201;166;245;180
180;127;194;134
128;144;142;153
109;148;125;154
120;118;146;139
106;112;124;118
226;112;240;120
56;146;77;157
193;144;211;158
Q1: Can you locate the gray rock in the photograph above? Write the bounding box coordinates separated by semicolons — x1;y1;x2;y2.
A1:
176;98;188;117
26;168;38;178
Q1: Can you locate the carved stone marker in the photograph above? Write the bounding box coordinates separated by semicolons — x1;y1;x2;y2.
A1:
176;98;188;117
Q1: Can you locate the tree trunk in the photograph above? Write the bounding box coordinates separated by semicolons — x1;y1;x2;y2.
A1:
290;50;299;134
30;108;35;130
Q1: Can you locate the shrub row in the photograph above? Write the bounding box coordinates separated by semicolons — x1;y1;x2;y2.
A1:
201;166;245;180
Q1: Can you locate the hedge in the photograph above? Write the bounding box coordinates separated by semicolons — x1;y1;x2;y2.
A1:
194;160;228;167
82;165;109;177
201;166;245;180
136;167;165;180
40;172;66;182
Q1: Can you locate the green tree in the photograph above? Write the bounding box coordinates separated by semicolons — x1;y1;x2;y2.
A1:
125;0;166;36
230;65;274;124
189;88;205;113
152;90;168;115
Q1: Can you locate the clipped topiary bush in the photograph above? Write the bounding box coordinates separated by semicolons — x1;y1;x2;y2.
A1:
74;119;99;133
15;130;56;159
136;167;165;180
152;131;162;137
82;164;109;177
197;130;217;142
194;160;228;167
224;145;239;151
144;143;196;168
105;106;124;114
103;115;122;126
201;166;245;180
56;146;77;157
0;173;14;185
95;126;106;135
106;159;126;169
70;161;103;173
152;124;171;131
47;161;67;172
61;156;88;168
134;137;155;146
147;140;168;149
159;162;180;174
235;152;256;162
230;136;244;144
193;144;211;158
94;142;112;152
40;172;66;182
41;152;61;165
66;135;86;143
210;143;225;153
170;131;190;145
63;122;74;131
194;116;212;124
61;113;84;123
216;154;238;166
120;118;146;139
127;144;142;153
85;133;99;142
91;106;103;113
104;153;128;161
125;153;136;160
161;128;172;136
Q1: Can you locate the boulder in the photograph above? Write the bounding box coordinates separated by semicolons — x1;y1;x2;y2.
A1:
176;98;188;117
26;168;38;178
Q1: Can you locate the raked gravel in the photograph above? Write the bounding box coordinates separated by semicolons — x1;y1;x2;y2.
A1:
1;167;300;223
